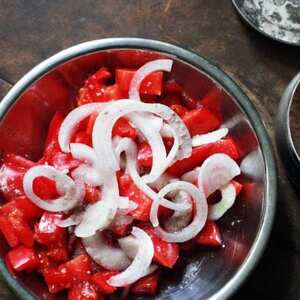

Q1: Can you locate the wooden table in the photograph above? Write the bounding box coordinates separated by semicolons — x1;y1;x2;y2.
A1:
0;1;300;299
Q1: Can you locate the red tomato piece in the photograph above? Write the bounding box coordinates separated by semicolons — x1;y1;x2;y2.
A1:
73;131;92;146
33;176;59;200
110;221;132;238
161;93;182;107
0;215;19;247
170;104;188;118
68;281;100;300
86;113;98;138
44;112;65;149
7;246;38;271
85;185;101;204
35;212;66;245
167;144;213;176
112;118;137;139
131;270;160;296
117;172;152;221
163;81;183;93
200;87;223;121
182;92;198;109
92;271;118;295
0;153;34;201
137;143;152;169
195;221;222;247
140;224;179;268
14;196;43;221
209;138;240;160
183;107;221;136
102;84;127;101
116;69;163;95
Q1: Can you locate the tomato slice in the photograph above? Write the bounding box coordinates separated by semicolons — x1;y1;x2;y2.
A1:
92;271;118;295
7;246;38;271
209;138;240;160
131;270;160;296
137;142;152;169
116;69;163;95
195;221;222;247
68;281;100;300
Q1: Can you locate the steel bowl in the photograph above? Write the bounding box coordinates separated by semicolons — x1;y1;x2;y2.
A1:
0;38;277;300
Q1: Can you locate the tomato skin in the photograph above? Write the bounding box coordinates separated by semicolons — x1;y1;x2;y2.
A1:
183;107;221;136
112;118;137;139
34;212;66;245
170;104;188;117
137;142;152;169
68;281;100;300
139;224;179;268
167;143;213;176
195;221;222;247
163;81;183;93
0;153;35;201
7;246;38;271
92;271;118;295
117;172;152;221
116;69;163;95
209;138;240;160
131;270;160;296
85;185;101;204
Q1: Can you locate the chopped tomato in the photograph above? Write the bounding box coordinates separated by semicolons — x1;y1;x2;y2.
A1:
116;69;163;95
163;81;183;93
170;104;188;118
0;153;34;201
140;224;179;268
200;87;224;120
137;142;152;169
0;215;19;247
110;222;132;237
102;84;127;101
131;270;160;296
34;212;66;245
92;271;118;294
167;144;213;176
85;185;101;204
73;131;92;146
33;176;59;200
112;118;137;139
182;92;198;109
209;138;240;160
195;221;222;247
68;281;100;300
161;93;182;107
117;172;152;221
7;246;38;271
183;107;221;136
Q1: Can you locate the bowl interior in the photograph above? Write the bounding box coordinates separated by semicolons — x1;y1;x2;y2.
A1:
0;48;265;300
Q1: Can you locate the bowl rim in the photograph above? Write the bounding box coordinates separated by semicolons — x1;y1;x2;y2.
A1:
0;37;277;300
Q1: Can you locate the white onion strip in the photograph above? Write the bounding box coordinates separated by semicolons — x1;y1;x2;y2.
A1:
208;182;236;220
108;227;154;287
129;59;173;101
192;128;228;147
83;232;131;271
154;181;208;243
59;102;108;153
93;100;191;173
198;153;240;197
23;165;84;212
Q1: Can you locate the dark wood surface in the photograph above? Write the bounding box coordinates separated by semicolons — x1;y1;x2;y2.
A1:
0;1;300;299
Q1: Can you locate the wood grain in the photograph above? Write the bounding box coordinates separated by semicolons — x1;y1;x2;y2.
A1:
0;0;300;299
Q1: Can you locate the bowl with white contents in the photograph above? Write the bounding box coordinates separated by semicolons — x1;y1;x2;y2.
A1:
0;38;276;300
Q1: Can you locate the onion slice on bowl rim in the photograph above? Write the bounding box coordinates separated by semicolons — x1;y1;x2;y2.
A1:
208;182;237;220
198;153;240;197
23;165;84;212
152;181;208;243
108;227;154;287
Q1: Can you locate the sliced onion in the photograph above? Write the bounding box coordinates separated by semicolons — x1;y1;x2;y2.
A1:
59;103;108;153
154;181;208;243
82;232;131;271
118;235;138;259
192;128;228;147
70;143;98;165
129;59;173;101
23;165;84;212
72;165;103;187
56;213;82;228
108;227;154;287
116;138;189;218
208;182;236;220
198;153;240;197
93;100;191;174
163;191;193;233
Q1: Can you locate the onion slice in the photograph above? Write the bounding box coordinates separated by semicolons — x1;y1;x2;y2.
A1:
59;103;108;153
208;182;236;220
192;128;228;147
154;181;208;243
23;165;84;212
198;153;240;197
72;165;102;187
108;227;154;287
82;232;131;271
129;59;173;101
